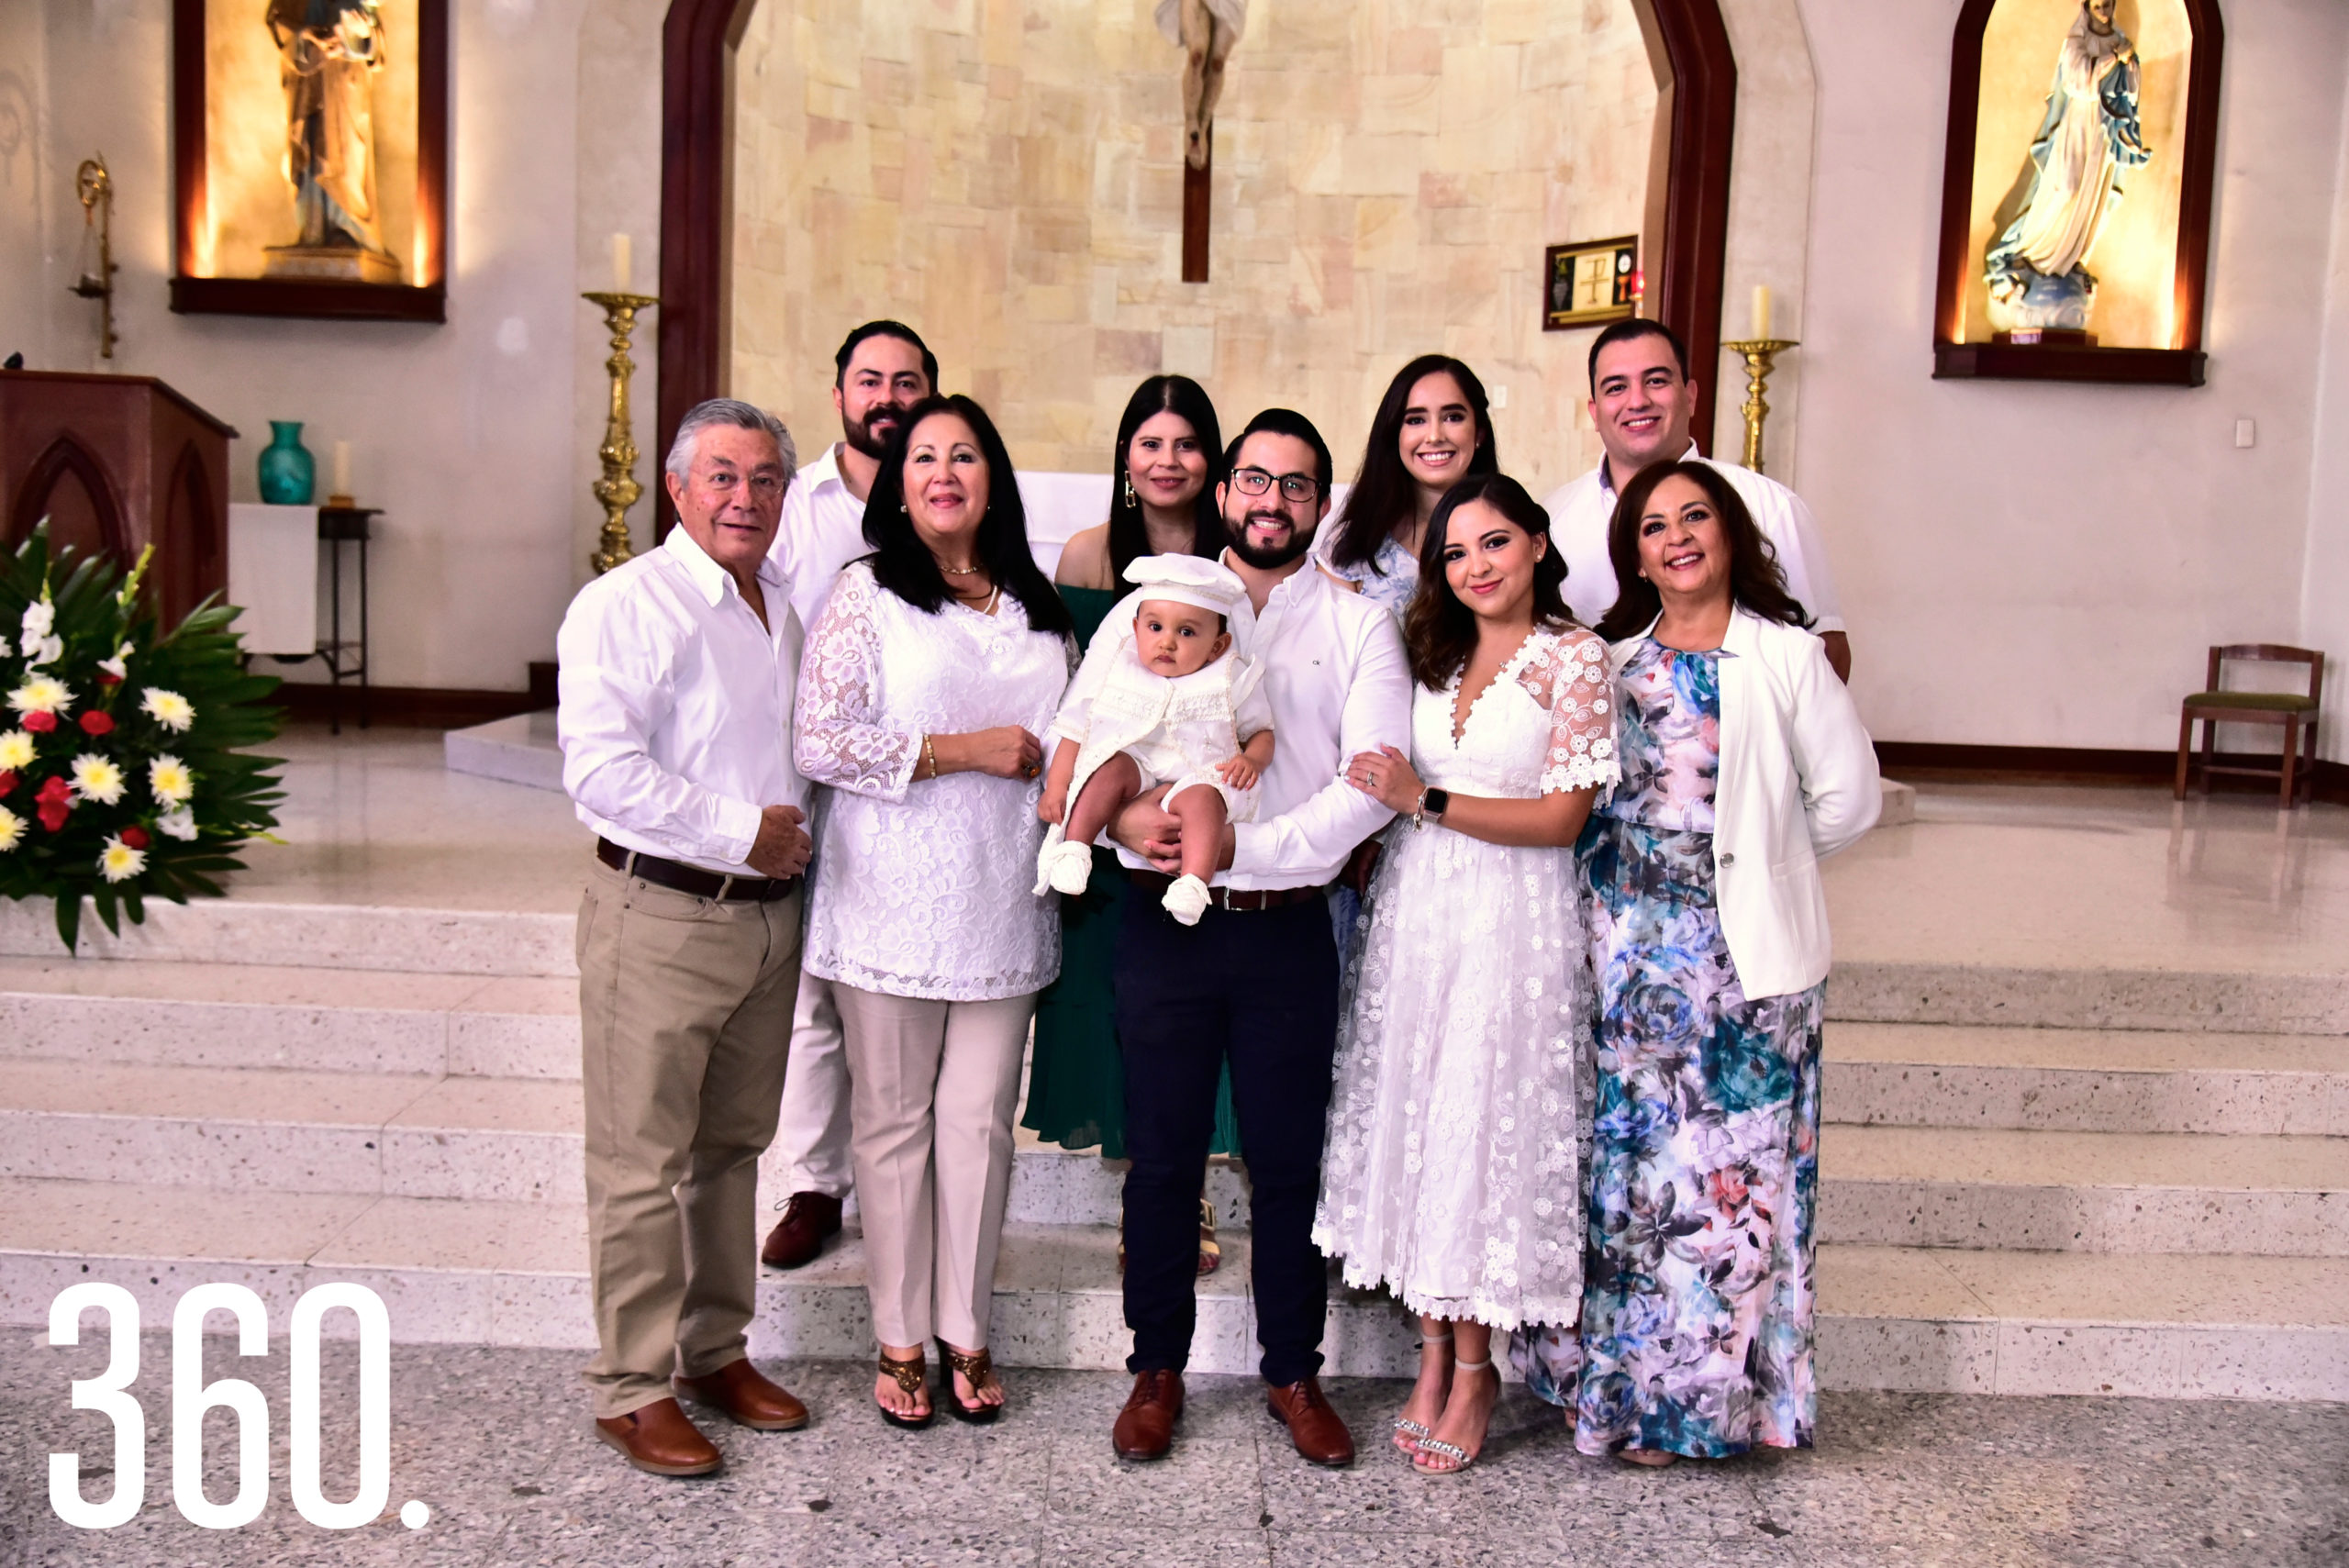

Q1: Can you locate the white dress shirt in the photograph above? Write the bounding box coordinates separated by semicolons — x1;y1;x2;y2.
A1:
557;527;807;875
1096;554;1411;890
1543;444;1846;634
766;440;873;641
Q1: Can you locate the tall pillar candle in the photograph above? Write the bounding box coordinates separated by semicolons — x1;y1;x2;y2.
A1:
1752;284;1772;341
611;233;632;294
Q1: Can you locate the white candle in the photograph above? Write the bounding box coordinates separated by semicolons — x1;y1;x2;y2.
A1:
611;233;632;294
1753;284;1773;341
332;440;351;497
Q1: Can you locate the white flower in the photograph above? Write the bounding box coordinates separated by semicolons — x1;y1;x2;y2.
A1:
0;730;31;771
7;675;72;716
149;754;194;805
98;642;132;682
98;835;147;883
0;805;22;851
21;634;61;667
157;806;199;840
71;753;126;806
140;688;195;731
20;600;53;640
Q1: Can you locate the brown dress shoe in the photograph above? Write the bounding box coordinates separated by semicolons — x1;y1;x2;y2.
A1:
675;1358;809;1431
1111;1369;1185;1462
761;1191;843;1269
1266;1376;1356;1468
595;1397;722;1477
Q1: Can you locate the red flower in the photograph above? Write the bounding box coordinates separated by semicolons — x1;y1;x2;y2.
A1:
120;826;150;851
79;710;116;736
0;771;15;796
34;776;72;833
95;672;124;687
22;711;57;733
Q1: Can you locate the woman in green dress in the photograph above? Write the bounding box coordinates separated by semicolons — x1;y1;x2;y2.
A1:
1038;374;1238;1269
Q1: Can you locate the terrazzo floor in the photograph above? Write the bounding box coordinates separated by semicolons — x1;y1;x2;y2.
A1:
2;1338;2341;1567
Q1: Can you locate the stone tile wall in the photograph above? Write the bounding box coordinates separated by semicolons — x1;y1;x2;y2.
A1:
732;0;1656;495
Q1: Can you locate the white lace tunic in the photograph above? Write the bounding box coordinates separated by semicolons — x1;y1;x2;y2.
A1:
1312;623;1619;1328
794;562;1074;1001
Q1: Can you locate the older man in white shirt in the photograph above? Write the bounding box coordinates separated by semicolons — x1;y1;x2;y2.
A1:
759;322;937;1274
1101;408;1410;1471
1544;318;1852;681
559;398;815;1478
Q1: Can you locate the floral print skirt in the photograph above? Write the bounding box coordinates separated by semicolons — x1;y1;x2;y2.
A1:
1512;816;1820;1458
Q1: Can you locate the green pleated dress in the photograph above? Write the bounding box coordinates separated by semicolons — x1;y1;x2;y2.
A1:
1024;583;1240;1159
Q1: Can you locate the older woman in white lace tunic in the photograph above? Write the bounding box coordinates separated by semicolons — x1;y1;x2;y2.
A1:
1313;473;1616;1476
793;395;1076;1430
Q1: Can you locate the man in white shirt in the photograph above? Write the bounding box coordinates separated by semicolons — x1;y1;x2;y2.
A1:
558;398;816;1478
759;322;937;1273
1100;409;1410;1470
1543;318;1853;680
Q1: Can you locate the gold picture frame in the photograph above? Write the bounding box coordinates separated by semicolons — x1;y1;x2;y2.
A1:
1543;237;1641;331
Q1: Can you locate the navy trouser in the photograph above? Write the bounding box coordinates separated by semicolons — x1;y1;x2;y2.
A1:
1115;892;1341;1386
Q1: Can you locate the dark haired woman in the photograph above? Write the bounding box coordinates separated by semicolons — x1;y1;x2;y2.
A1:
1315;356;1497;619
1313;473;1617;1475
1515;460;1877;1465
795;395;1076;1429
1029;377;1239;1272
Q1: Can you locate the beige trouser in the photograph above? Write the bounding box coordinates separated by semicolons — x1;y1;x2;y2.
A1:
576;857;802;1418
833;984;1035;1350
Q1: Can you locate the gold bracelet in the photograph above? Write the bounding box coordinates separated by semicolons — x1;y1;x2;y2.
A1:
924;737;939;781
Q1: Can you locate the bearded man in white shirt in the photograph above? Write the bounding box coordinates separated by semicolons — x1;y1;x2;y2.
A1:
558;398;816;1477
1544;318;1853;681
1099;408;1412;1470
759;321;937;1273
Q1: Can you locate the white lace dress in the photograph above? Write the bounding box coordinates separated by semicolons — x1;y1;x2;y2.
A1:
1312;624;1619;1329
793;562;1074;1000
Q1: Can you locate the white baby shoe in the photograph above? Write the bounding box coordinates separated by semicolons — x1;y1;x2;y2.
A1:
1161;873;1212;926
1040;838;1096;897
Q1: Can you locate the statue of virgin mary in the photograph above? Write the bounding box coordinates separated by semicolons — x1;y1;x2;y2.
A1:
1984;0;2150;333
263;0;402;281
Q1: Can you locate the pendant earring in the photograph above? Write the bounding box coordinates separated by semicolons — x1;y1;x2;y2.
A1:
1122;474;1137;509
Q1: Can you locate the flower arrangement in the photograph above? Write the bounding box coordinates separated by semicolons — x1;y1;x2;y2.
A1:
0;526;284;949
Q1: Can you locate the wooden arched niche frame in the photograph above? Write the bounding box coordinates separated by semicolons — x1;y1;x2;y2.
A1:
652;0;1739;535
1932;0;2222;385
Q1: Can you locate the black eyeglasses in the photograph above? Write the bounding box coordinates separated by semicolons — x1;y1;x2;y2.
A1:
1229;467;1321;504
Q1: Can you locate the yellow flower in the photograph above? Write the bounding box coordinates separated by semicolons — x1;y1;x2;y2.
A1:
7;675;72;716
0;730;31;771
71;753;127;806
140;688;195;731
149;754;194;805
98;835;147;883
0;805;22;851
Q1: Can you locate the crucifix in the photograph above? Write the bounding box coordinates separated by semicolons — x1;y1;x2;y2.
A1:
1159;0;1244;283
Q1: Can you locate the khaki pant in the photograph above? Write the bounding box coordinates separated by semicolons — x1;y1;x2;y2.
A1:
577;858;802;1418
833;984;1034;1350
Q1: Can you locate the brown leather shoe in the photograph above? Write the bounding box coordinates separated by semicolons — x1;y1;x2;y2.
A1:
675;1358;809;1431
1110;1369;1185;1462
1266;1376;1355;1468
595;1397;722;1477
761;1191;843;1269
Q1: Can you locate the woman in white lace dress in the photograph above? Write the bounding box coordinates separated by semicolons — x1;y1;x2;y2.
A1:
794;395;1075;1430
1314;473;1618;1475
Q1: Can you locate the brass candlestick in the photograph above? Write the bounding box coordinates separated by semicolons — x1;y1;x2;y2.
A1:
72;155;117;361
1719;338;1798;475
583;291;660;574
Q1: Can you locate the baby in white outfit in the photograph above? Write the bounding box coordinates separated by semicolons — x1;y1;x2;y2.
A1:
1035;555;1275;926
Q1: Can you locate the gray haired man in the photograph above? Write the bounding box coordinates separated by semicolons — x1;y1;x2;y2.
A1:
557;398;816;1475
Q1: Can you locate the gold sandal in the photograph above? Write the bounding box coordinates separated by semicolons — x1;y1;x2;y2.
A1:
937;1340;1003;1425
875;1349;933;1430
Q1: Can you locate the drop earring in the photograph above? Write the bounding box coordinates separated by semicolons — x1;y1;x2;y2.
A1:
1122;474;1137;509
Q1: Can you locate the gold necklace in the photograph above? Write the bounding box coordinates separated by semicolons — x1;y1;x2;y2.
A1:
939;561;984;576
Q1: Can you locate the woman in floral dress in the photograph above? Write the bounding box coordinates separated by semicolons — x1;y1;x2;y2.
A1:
1512;459;1878;1464
1315;473;1617;1475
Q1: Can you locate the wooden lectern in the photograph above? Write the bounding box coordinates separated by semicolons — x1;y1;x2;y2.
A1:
0;370;237;627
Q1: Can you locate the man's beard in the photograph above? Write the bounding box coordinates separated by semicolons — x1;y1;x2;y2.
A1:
843;406;904;461
1222;503;1314;570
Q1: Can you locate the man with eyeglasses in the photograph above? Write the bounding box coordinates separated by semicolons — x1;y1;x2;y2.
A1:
1097;407;1410;1469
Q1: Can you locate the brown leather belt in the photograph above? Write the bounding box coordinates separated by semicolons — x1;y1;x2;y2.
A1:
597;838;801;903
1125;869;1327;912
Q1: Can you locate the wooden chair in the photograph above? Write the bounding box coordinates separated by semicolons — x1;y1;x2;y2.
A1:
2174;645;2323;806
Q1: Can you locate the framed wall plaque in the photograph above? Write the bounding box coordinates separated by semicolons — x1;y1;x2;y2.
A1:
1544;237;1642;331
169;0;449;322
1932;0;2221;384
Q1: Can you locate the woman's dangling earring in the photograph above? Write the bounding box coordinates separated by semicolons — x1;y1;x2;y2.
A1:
1122;473;1137;509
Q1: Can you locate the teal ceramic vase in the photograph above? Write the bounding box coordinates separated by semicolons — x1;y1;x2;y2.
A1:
257;421;316;505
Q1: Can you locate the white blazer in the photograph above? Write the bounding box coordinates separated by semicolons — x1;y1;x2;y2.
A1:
1611;606;1881;1000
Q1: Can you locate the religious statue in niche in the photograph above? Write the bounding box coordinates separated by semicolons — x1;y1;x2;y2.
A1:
1157;0;1245;170
262;0;403;284
1982;0;2148;339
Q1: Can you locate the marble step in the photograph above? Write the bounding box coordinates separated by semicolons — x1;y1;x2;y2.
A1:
1;1177;2340;1400
0;896;575;979
1826;958;2349;1036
